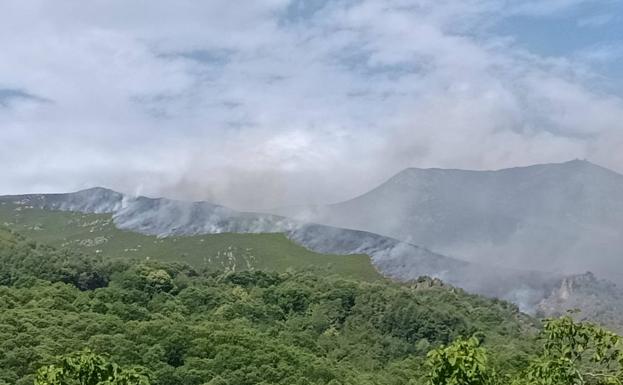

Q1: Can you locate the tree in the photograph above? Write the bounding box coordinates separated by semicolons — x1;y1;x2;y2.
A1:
145;269;174;293
522;316;623;385
35;351;150;385
426;337;494;385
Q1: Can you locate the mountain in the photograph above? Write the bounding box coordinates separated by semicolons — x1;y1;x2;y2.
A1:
0;188;559;310
273;160;623;282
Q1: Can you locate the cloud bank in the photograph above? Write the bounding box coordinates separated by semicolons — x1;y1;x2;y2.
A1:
1;0;622;209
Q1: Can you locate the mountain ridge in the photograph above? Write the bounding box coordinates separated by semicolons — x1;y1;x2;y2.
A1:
0;187;561;311
273;159;623;282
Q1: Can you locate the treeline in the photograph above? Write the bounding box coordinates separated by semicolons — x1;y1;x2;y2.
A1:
2;226;621;385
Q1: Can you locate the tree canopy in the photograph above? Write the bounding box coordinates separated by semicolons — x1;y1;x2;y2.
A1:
2;226;623;385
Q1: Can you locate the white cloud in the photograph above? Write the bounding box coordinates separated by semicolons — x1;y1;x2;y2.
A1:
0;0;622;208
508;0;596;16
577;13;615;27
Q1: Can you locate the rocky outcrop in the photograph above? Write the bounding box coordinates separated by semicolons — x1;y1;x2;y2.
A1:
538;272;623;332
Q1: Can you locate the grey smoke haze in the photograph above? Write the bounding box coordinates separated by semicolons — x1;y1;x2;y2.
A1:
0;188;559;311
274;160;623;284
1;0;623;209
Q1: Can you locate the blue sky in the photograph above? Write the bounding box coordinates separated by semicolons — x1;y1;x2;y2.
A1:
495;1;623;90
1;0;622;208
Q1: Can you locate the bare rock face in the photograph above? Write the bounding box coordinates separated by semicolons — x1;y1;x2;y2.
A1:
537;272;623;332
408;276;446;290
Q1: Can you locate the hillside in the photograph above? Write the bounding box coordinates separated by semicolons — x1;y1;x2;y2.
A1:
0;203;381;281
0;189;475;285
0;228;539;385
1;187;297;236
273;160;623;282
0;191;561;310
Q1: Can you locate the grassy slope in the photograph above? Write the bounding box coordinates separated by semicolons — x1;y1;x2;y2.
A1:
0;202;381;281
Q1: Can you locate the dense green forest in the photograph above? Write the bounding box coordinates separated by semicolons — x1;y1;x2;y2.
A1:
3;226;623;385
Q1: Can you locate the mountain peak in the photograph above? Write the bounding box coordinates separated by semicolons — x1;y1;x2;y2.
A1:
564;158;591;165
69;187;124;205
72;186;122;196
398;159;598;175
384;160;623;188
557;158;601;170
284;159;623;283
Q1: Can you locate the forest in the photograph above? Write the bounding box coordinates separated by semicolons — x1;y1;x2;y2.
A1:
2;226;623;385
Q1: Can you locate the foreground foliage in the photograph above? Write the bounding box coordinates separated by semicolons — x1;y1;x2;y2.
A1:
426;337;494;385
425;315;623;385
35;351;149;385
522;316;623;385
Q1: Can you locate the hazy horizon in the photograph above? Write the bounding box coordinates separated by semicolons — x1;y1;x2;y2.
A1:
1;158;612;210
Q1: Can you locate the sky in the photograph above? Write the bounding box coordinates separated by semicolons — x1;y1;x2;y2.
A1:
1;0;622;209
